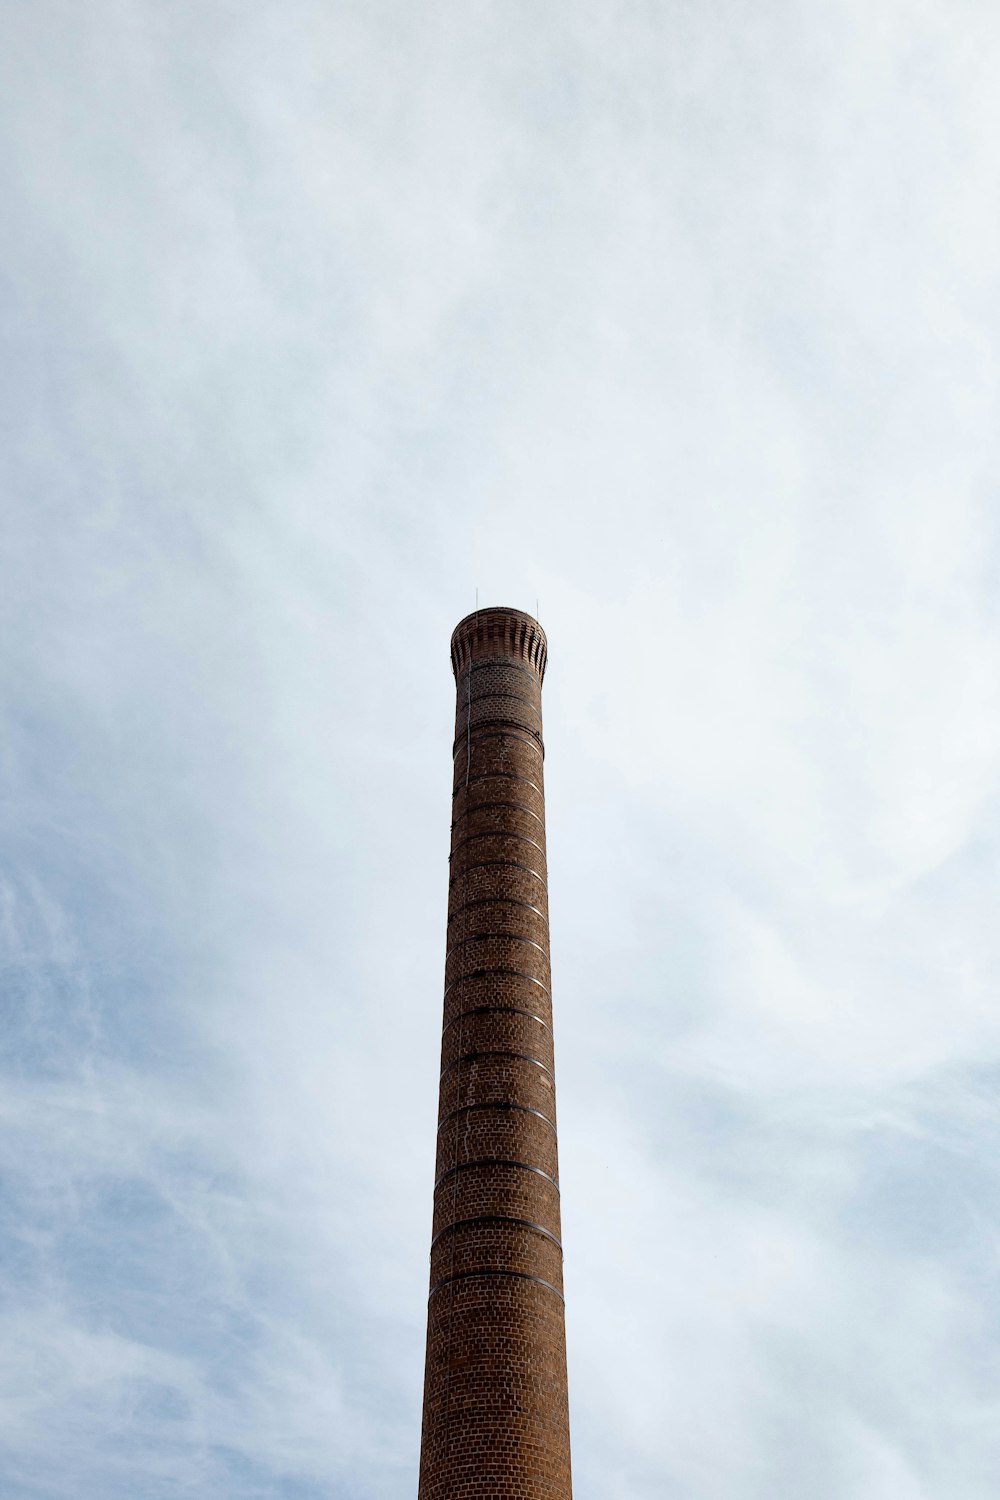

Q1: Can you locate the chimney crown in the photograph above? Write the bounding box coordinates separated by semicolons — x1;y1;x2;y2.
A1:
450;606;547;682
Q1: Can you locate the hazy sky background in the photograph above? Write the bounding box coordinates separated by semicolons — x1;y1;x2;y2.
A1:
3;3;1000;1497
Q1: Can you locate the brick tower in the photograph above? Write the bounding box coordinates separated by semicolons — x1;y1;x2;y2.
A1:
417;606;572;1500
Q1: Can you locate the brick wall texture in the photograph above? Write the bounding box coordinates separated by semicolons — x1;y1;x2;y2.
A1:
417;607;573;1500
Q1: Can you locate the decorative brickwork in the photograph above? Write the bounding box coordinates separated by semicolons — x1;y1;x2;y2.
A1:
417;607;573;1500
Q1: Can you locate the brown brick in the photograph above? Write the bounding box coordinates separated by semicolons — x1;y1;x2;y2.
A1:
418;608;572;1500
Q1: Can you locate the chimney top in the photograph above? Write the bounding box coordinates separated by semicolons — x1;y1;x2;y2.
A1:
450;606;547;682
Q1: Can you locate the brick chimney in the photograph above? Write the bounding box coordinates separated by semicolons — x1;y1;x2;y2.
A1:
417;606;573;1500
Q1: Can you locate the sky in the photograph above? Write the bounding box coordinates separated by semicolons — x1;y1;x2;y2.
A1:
3;2;1000;1497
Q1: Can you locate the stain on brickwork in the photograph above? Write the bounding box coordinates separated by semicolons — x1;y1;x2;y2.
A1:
417;607;573;1500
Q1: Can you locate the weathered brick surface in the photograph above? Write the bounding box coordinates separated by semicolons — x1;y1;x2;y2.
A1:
445;933;552;993
452;772;546;824
449;858;548;911
435;1105;559;1183
447;897;549;950
439;1008;554;1074
418;607;572;1500
431;1161;562;1243
437;1053;557;1121
429;1219;564;1290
